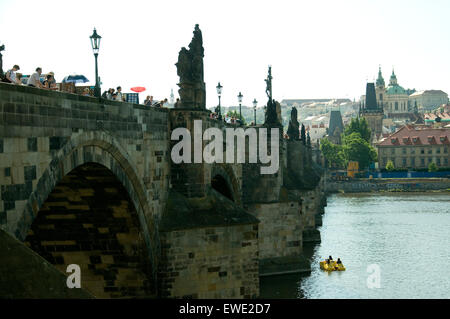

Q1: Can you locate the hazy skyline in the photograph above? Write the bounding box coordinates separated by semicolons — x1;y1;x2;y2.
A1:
1;0;449;108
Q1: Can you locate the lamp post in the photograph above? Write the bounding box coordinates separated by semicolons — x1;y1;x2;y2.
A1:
89;28;102;97
237;91;243;124
216;82;223;120
252;98;257;125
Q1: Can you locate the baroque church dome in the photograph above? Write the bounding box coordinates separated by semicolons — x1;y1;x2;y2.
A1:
385;70;407;95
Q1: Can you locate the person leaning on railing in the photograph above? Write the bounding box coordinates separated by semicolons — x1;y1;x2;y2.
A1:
43;73;57;90
27;67;43;88
144;95;154;106
15;72;23;85
5;64;20;83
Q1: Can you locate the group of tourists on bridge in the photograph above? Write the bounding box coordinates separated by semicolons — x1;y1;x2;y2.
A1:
208;111;251;126
1;63;172;107
101;87;126;101
143;95;170;108
3;65;57;90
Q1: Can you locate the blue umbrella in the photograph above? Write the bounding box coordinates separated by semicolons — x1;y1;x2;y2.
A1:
62;75;89;84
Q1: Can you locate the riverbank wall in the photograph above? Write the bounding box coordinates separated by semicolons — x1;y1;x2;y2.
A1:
325;178;450;193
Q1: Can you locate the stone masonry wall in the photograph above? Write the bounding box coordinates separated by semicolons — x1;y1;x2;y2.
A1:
326;178;450;193
0;228;93;298
158;224;259;299
246;201;302;260
23;163;154;298
169;109;243;201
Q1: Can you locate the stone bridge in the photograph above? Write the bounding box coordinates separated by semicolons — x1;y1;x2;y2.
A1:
0;27;325;299
0;81;325;298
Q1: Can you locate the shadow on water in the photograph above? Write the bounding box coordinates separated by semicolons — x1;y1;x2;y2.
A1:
259;243;318;299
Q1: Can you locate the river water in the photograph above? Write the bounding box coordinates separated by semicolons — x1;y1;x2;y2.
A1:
260;193;450;299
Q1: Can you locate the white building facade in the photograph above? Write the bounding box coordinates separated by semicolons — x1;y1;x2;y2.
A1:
409;90;448;112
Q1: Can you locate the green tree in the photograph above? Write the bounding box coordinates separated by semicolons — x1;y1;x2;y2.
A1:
385;160;395;171
428;162;438;172
341;132;377;170
320;137;345;168
344;117;371;143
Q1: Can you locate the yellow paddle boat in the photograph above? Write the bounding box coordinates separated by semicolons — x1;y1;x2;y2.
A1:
320;259;345;271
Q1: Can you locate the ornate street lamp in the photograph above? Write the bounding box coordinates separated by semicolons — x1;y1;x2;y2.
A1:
216;82;223;119
252;98;258;125
90;28;102;97
237;91;243;124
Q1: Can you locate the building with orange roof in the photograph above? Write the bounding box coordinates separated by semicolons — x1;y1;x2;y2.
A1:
377;125;450;169
307;122;327;143
423;106;450;126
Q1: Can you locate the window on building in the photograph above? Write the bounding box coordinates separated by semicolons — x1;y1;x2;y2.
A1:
437;148;441;154
437;158;441;166
395;102;398;111
428;148;432;154
421;149;425;154
402;158;407;166
411;148;415;155
402;148;406;154
421;158;425;166
444;147;448;154
391;148;395;155
445;158;448;165
428;158;432;163
411;158;415;166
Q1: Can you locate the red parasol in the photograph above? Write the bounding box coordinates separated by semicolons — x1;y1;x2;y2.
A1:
130;86;146;93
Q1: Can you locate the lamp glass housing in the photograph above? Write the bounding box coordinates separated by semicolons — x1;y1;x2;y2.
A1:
216;82;223;95
237;92;243;103
90;28;102;55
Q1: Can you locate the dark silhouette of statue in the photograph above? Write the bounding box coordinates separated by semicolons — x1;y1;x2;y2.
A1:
176;47;191;83
0;44;5;80
175;24;206;109
189;25;204;82
265;66;272;101
301;124;306;145
265;99;279;126
287;107;300;140
264;66;280;126
307;132;311;148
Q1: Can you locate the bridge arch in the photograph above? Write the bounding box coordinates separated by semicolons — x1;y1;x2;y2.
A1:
13;131;159;297
210;164;241;205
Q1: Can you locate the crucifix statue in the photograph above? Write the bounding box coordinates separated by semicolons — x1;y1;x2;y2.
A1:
264;65;279;126
265;65;273;101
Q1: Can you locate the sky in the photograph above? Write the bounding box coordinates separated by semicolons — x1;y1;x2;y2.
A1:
1;0;450;108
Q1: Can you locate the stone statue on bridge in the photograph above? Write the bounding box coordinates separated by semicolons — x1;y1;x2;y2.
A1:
263;68;280;127
175;24;206;109
287;107;300;140
0;44;5;80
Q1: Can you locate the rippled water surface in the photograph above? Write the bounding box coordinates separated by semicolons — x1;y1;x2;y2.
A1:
260;193;450;299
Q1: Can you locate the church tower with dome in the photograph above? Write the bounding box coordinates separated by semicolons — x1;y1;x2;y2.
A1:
384;69;409;115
